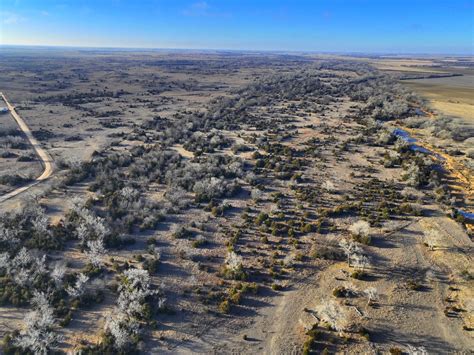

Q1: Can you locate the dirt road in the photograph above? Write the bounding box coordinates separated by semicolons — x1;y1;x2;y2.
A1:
0;92;53;203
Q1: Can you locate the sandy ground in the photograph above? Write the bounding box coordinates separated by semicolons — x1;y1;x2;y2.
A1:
0;51;472;354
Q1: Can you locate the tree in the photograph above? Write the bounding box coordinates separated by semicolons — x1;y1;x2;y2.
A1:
119;187;140;210
105;269;156;349
0;252;10;270
85;238;106;268
405;162;421;187
14;291;61;354
339;239;361;267
31;211;49;236
117;269;155;318
104;312;139;349
66;273;89;298
51;262;67;287
0;248;49;288
69;199;109;245
0;221;20;247
165;187;190;210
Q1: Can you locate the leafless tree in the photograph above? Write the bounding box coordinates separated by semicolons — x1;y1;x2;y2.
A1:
407;345;428;355
14;291;61;354
85;238;106;268
322;180;336;192
339;239;361;267
225;251;243;273
51;262;67;287
66;273;89;298
352;253;370;271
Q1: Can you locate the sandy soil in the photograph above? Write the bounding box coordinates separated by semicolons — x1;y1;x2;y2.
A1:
0;51;472;354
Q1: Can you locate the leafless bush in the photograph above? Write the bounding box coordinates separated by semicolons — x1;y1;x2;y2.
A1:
364;287;378;306
423;229;440;251
349;220;370;238
315;300;348;333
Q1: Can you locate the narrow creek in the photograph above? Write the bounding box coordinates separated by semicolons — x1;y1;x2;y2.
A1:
393;128;474;222
393;128;444;158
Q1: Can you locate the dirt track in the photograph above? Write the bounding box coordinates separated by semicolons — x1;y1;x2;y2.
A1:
0;92;54;203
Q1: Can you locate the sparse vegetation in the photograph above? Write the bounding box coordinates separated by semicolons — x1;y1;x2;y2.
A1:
0;50;472;354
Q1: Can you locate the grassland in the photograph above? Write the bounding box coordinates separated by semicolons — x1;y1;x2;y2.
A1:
0;49;472;354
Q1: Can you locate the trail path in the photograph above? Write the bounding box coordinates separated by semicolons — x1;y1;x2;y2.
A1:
0;92;53;203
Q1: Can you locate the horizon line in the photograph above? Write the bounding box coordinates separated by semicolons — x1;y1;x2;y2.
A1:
0;43;472;57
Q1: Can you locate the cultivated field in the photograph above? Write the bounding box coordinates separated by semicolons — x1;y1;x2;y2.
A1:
0;48;472;354
403;74;474;122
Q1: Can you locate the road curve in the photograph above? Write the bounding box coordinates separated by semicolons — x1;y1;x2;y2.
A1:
0;92;54;203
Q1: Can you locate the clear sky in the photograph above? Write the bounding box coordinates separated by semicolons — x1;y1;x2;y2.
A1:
1;0;473;54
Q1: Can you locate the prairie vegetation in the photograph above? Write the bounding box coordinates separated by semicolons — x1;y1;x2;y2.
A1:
0;49;472;354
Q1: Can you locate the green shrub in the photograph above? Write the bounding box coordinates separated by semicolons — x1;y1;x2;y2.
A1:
219;299;231;314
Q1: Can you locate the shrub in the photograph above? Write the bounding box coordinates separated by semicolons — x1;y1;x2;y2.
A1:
219;299;230;314
221;252;247;280
332;286;346;298
350;270;365;280
172;226;192;239
0;174;31;186
255;212;269;225
192;235;207;248
349;220;370;238
271;283;282;291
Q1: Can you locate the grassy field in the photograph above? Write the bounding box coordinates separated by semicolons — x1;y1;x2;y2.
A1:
403;74;474;122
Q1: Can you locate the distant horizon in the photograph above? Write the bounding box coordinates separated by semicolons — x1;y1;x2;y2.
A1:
1;44;472;58
1;0;473;55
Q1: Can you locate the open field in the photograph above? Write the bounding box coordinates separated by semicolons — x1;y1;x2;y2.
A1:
403;74;474;122
0;48;472;354
359;55;474;123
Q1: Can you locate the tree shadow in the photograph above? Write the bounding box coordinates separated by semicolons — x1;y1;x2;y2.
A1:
369;326;456;353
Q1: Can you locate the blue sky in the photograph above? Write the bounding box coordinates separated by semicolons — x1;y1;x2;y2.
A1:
1;0;473;54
